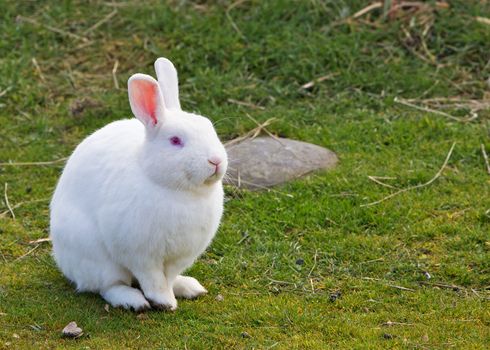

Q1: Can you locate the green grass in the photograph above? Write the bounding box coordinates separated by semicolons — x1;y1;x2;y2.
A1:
1;0;489;348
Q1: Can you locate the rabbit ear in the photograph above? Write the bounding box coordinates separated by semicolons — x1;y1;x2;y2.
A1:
128;74;166;128
154;57;181;110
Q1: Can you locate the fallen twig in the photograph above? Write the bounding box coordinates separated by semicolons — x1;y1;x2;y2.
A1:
388;284;416;292
481;144;490;175
362;277;416;292
112;60;120;89
17;16;89;42
3;183;15;219
471;289;490;301
420;35;437;64
333;1;448;28
401;39;437;66
237;231;249;245
224;118;276;147
227;98;265;110
386;1;449;20
359;257;384;264
0;86;12;98
419;282;490;300
367;175;398;189
405;97;490;113
475;16;490;26
307;249;319;278
394;97;462;122
226;0;247;40
361;142;456;207
0;157;68;167
352;2;383;19
299;73;338;90
83;9;118;35
382;321;414;327
419;281;461;291
244;113;282;144
31;58;46;83
103;2;132;7
29;237;51;245
267;277;296;286
0;198;49;218
225;174;294;198
14;245;39;261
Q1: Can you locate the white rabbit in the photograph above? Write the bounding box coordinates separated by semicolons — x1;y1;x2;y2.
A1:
50;57;228;311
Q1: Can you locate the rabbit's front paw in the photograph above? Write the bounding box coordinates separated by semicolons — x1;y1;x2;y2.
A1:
173;275;208;299
145;291;177;311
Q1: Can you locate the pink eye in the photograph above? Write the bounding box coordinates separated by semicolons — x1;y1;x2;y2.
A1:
169;136;183;147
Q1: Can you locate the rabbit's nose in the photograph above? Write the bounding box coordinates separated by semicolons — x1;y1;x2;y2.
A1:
208;157;222;166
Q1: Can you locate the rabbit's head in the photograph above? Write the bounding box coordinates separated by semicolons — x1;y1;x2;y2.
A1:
128;58;227;192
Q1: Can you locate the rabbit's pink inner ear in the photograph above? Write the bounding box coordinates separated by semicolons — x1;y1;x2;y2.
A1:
131;80;158;125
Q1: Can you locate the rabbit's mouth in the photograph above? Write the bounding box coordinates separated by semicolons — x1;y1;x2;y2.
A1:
204;170;225;185
204;174;220;184
203;158;226;184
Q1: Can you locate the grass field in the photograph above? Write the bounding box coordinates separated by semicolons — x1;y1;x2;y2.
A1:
1;0;489;348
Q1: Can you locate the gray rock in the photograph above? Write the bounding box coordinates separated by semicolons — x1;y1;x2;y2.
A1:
224;136;338;189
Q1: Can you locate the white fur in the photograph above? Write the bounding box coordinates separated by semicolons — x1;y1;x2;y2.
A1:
173;275;208;299
154;57;181;110
50;57;227;311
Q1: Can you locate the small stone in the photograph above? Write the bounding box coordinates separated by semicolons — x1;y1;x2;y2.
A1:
61;321;83;338
329;291;341;302
225;136;338;189
295;258;304;266
241;331;251;338
215;294;224;302
104;304;110;312
12;334;19;339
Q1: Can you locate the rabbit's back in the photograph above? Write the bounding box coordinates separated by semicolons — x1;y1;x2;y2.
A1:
51;119;143;212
